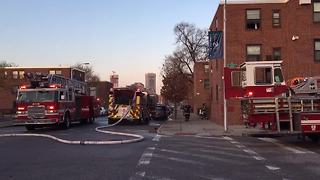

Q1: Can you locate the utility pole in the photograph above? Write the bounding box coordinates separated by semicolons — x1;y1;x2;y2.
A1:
223;0;228;132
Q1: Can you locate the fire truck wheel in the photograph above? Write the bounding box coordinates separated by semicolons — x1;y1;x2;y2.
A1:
25;125;35;131
307;135;320;142
62;113;71;129
88;117;95;124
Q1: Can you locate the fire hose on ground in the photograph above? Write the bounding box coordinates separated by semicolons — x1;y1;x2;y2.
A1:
0;105;145;145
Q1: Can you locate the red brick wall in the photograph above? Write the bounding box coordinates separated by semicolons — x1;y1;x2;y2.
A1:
207;1;320;125
193;62;212;116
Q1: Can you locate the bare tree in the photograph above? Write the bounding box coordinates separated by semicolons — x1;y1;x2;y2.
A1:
0;61;17;67
72;63;100;82
174;22;208;64
160;22;208;113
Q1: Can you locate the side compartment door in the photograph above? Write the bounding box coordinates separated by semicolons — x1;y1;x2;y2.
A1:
224;67;244;99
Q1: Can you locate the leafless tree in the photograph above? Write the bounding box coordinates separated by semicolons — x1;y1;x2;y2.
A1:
160;22;208;111
174;22;208;63
72;63;100;82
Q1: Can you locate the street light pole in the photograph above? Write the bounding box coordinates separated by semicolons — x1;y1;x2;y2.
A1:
223;0;228;132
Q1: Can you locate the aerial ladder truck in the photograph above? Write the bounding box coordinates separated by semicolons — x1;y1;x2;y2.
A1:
14;73;95;131
225;61;320;141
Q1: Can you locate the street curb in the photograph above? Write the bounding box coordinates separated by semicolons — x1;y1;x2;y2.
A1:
0;121;14;128
156;114;173;135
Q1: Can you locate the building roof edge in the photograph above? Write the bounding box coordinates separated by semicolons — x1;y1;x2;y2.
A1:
220;0;289;4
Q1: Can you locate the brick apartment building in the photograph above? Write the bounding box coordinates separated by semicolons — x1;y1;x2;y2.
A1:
193;62;212;115
88;81;113;109
195;0;320;125
0;67;85;114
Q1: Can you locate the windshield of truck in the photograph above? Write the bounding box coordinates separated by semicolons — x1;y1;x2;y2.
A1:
17;91;57;102
274;68;284;83
114;90;134;105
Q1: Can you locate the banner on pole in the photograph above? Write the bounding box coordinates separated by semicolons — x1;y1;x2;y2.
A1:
208;31;223;59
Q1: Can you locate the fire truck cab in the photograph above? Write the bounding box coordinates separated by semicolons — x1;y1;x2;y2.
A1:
14;73;95;131
225;61;288;99
225;61;320;141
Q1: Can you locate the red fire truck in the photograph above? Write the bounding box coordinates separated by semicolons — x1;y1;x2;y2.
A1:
14;73;95;131
225;61;320;141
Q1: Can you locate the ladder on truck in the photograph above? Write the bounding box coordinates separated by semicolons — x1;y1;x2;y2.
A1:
245;96;320;133
25;72;87;94
48;74;87;94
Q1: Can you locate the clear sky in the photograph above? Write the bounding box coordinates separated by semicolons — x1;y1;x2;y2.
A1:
0;0;219;93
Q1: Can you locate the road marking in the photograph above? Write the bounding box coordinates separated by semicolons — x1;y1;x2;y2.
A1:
154;154;205;165
235;144;246;148
223;136;234;141
152;134;161;142
259;138;314;154
253;156;265;161
266;165;280;170
138;146;155;166
136;171;145;177
230;141;240;144
243;149;258;155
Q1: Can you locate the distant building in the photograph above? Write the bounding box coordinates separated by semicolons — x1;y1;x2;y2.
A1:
110;73;119;88
145;73;156;94
0;66;85;114
88;81;113;109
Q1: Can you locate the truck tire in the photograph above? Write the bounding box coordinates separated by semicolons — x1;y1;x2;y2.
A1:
25;125;35;131
88;117;95;124
108;118;114;125
62;113;71;129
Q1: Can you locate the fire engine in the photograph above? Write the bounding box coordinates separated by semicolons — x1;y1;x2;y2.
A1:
225;61;320;141
14;73;95;131
108;87;150;124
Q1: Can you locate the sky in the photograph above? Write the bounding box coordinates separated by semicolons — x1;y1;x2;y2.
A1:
0;0;219;93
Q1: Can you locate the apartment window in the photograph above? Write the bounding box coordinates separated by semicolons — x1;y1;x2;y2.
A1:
246;45;261;61
255;67;272;85
273;48;281;60
55;70;62;75
315;40;320;62
204;79;210;89
231;71;242;86
204;64;210;73
272;10;281;27
4;71;8;79
12;71;18;79
49;70;56;74
314;0;320;22
246;9;261;30
19;71;24;79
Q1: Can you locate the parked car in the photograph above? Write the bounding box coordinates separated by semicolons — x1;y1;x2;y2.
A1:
152;105;169;120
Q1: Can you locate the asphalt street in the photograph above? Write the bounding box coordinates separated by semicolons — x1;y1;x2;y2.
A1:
0;117;320;180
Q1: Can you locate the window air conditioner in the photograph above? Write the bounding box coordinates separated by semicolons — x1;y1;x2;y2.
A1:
299;0;311;5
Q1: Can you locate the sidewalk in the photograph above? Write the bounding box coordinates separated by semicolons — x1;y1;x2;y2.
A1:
158;110;265;137
0;114;14;128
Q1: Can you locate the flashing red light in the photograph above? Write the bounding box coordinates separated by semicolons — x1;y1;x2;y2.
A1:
248;91;253;97
20;85;27;89
17;107;25;111
96;98;100;101
48;106;55;110
49;84;57;88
